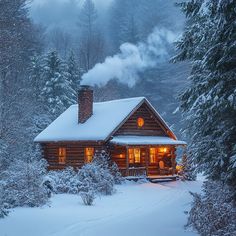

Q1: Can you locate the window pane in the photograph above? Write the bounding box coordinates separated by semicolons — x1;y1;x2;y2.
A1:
134;148;140;163
149;148;158;163
85;147;94;163
128;149;134;163
59;147;66;164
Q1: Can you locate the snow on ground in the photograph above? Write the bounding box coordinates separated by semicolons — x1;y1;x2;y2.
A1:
0;178;203;236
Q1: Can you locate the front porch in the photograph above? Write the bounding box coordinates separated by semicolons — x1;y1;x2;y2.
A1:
110;135;187;179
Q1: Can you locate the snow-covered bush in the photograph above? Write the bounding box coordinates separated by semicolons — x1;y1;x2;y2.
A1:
47;167;79;194
179;153;196;181
0;181;9;218
187;181;236;236
93;150;123;184
110;162;123;184
77;161;115;196
80;190;96;206
3;159;49;208
0;205;9;218
77;151;117;206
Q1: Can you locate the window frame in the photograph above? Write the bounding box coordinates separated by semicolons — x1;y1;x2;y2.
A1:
85;147;94;163
149;147;158;164
58;147;66;164
128;148;141;164
137;117;145;128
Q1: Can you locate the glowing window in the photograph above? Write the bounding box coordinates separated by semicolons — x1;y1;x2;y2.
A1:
137;117;144;127
85;147;94;163
58;147;66;164
159;147;168;153
128;148;141;163
149;148;158;163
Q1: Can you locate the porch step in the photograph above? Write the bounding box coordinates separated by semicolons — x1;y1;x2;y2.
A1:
125;175;179;182
148;175;179;182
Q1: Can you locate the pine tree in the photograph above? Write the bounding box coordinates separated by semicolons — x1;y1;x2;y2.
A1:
40;51;75;116
180;153;196;181
3;156;49;208
173;0;236;187
173;0;236;234
66;51;81;101
77;0;105;71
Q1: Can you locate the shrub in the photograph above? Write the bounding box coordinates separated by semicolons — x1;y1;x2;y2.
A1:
77;161;115;196
3;159;49;208
47;167;79;194
0;181;9;218
80;190;96;206
187;181;236;236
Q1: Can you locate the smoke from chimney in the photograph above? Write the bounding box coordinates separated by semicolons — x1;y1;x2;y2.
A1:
81;28;177;87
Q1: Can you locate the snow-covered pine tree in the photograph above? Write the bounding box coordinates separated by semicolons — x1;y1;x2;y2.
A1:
173;0;236;234
0;180;9;218
77;0;105;72
66;51;81;101
93;150;122;184
40;51;75;116
3;156;49;208
179;153;196;181
78;152;115;197
187;181;236;236
173;0;236;188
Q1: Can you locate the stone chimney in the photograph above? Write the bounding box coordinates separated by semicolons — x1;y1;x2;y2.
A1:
78;85;93;123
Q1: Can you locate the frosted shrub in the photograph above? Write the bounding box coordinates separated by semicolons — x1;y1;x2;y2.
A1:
3;159;49;207
179;153;196;181
0;182;9;218
47;167;79;194
110;162;123;184
187;181;236;236
77;151;116;205
80;190;96;206
0;203;9;218
77;162;114;195
93;150;123;185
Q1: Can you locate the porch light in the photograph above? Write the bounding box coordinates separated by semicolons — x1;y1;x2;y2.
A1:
159;147;168;153
176;165;182;172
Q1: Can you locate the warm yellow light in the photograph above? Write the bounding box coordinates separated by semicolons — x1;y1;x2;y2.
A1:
85;147;94;163
137;117;144;127
176;165;182;172
159;147;168;153
119;154;124;158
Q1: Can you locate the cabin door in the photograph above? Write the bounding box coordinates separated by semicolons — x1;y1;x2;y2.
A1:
128;148;146;167
127;147;147;176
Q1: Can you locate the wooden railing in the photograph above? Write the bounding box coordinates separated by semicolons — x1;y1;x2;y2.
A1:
120;167;147;177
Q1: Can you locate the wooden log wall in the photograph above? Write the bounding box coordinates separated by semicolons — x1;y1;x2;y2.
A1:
114;103;168;136
110;145;127;170
42;141;105;170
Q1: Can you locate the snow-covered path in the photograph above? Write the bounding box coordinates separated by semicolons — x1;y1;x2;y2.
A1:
0;179;203;236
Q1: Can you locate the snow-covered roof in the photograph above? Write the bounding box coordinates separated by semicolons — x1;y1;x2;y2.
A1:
110;136;186;146
34;97;146;142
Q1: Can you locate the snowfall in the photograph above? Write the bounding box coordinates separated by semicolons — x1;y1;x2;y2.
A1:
0;178;203;236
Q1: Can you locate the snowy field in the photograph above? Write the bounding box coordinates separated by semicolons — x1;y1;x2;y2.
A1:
0;179;203;236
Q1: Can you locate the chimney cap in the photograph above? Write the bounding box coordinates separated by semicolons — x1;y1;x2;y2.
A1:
79;85;93;91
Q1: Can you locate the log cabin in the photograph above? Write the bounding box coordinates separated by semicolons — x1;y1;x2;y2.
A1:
34;85;186;177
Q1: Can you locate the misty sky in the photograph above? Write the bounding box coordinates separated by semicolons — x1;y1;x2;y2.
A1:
30;0;113;31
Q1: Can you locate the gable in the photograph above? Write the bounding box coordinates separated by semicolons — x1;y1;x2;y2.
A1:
114;102;169;137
